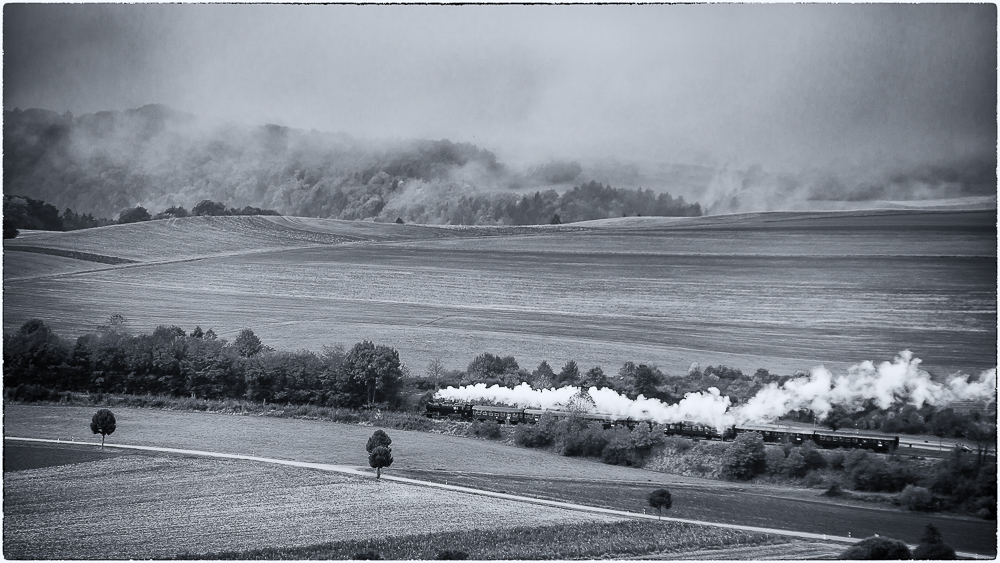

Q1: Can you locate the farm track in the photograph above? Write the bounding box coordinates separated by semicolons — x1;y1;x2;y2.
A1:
4;405;996;558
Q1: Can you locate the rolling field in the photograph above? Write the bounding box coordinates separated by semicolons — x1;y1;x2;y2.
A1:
3;209;995;375
4;447;635;559
5;405;997;556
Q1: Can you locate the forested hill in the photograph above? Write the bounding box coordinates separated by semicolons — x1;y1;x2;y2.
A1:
3;105;701;225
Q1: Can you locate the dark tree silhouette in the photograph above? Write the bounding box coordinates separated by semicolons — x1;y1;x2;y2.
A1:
233;328;263;357
366;430;393;479
913;524;956;560
648;488;672;519
117;206;151;224
90;409;116;449
838;536;912;559
3;219;18;239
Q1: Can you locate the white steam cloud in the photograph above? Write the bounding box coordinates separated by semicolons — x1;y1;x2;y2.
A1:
435;351;996;431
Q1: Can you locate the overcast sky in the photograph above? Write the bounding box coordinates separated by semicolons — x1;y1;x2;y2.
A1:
4;4;996;171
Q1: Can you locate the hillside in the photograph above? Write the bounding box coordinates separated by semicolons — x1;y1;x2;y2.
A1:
3;208;995;377
3;106;700;225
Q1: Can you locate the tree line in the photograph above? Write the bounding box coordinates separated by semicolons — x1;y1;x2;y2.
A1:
3;317;402;408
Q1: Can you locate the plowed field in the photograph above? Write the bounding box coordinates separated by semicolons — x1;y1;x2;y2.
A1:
3;209;995;375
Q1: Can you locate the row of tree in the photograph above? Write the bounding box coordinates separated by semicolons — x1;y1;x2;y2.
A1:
3;318;403;408
5;316;989;442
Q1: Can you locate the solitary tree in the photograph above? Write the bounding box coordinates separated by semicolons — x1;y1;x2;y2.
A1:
913;524;956;560
648;488;672;519
367;429;393;479
90;409;116;449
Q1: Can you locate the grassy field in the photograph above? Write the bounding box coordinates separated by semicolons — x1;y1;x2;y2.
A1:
10;445;689;559
5;404;996;556
3;209;995;375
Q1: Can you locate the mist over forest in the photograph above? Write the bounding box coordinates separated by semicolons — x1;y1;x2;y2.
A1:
4;103;994;225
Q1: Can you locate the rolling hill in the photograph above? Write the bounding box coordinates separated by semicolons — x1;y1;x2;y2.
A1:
3;208;996;377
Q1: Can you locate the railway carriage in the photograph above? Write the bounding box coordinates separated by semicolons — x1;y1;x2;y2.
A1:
812;429;899;453
425;402;900;452
472;405;526;424
663;421;736;441
735;424;813;445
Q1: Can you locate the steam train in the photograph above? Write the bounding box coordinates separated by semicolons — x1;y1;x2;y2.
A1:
425;402;653;430
425;402;900;453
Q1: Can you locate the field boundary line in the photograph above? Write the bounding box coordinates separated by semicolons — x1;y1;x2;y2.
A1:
5;437;992;560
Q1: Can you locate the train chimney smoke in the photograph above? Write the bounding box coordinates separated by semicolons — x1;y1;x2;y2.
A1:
434;351;996;430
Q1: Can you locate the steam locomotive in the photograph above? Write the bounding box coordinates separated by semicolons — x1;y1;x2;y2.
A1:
425;402;900;453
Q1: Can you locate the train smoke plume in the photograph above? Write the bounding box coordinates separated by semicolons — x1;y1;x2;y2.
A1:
434;351;996;430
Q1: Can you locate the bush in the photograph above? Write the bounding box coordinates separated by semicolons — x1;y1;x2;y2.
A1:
765;447;786;475
435;550;469;560
559;424;610;458
825;449;846;470
470;421;502;440
601;429;636;466
663;435;693;453
851;457;909;492
800;442;827;471
720;432;766;480
838;536;912;559
513;414;557;448
781;450;807;478
353;551;380;560
899;485;934;511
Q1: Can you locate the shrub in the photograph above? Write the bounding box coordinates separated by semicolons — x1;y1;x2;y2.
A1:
842;449;870;471
821;484;846;497
720;432;766;480
800;442;827;471
513;414;557;448
559;424;610;458
825;449;846;470
838;536;912;559
899;485;935;511
470;421;502;440
353;551;380;560
765;447;787;475
663;436;693;453
781;450;807;478
601;429;636;466
435;550;469;560
851;457;908;492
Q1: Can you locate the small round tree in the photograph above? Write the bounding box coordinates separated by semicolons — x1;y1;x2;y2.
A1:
367;430;393;479
90;409;116;449
648;488;672;519
838;536;913;560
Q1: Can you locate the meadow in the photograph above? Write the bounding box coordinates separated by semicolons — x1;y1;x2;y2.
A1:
5;404;996;556
3;209;995;375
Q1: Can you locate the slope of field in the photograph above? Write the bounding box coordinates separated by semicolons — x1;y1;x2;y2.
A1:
5;405;996;556
4;209;994;375
4;452;630;559
1;215;377;264
3;251;110;280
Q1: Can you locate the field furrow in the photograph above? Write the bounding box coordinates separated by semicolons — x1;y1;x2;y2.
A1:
4;455;626;559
